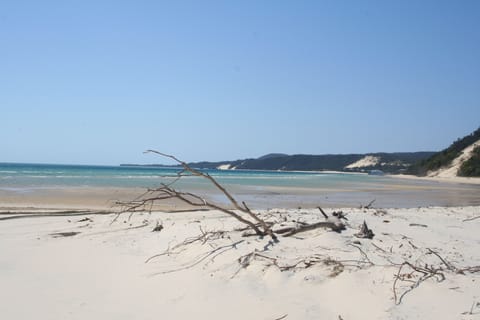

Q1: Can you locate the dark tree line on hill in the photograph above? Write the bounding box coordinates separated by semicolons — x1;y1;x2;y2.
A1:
123;127;480;177
123;152;435;174
186;152;435;174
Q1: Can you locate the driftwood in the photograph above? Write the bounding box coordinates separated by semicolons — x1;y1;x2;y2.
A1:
235;251;346;276
463;215;480;222
391;247;480;305
50;231;80;238
274;220;345;236
117;150;277;240
150;240;245;275
393;260;445;305
361;199;376;209
118;152;352;241
272;207;346;237
409;223;428;228
145;227;228;263
355;220;374;239
152;221;163;232
0;210;112;221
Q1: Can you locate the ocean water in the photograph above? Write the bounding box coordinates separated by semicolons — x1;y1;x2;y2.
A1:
0;162;411;189
1;162;479;208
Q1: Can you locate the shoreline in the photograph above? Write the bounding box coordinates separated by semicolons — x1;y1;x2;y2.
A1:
1;174;480;210
388;173;480;185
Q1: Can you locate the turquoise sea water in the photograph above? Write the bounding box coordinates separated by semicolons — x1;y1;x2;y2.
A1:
0;162;410;189
1;162;479;208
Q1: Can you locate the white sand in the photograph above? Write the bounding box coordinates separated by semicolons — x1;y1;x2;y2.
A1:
345;156;380;169
1;206;479;319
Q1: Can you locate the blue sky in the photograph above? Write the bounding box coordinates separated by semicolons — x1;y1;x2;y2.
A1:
1;1;479;165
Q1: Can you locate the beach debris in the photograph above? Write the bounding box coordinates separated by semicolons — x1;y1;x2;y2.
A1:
273;207;346;236
373;209;388;216
235;251;345;276
355;221;374;239
332;210;348;220
392;245;480;305
78;217;93;223
463;215;480;222
152;221;163;232
115;150;277;241
274;220;346;237
50;231;80;238
0;210;112;221
409;223;428;228
461;301;480;315
360;199;376;209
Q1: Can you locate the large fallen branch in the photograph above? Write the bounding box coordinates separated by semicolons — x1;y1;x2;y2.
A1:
117;150;277;240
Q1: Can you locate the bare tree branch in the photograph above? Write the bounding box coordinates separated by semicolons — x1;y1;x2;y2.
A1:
118;150;276;240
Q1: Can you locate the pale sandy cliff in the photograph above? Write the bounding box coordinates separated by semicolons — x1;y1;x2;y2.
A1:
428;138;480;178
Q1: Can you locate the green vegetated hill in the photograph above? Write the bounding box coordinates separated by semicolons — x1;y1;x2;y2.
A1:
187;152;435;174
458;145;480;177
408;127;480;177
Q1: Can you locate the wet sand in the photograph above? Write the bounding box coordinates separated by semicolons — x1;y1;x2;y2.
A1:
1;175;480;210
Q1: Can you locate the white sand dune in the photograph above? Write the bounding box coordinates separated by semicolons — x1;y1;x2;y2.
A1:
345;156;380;169
1;206;479;319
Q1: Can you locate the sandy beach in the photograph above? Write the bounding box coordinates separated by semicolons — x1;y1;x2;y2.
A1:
1;201;480;319
1;171;479;320
3;0;479;318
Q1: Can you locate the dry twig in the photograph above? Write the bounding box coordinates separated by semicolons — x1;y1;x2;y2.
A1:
463;215;480;222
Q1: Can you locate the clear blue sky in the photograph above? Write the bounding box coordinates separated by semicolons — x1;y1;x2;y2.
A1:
1;1;479;165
